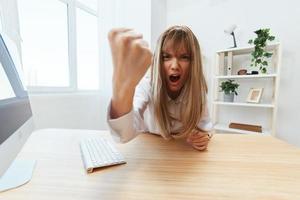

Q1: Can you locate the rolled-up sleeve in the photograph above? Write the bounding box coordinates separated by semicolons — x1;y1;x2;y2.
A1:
107;106;136;143
107;77;151;143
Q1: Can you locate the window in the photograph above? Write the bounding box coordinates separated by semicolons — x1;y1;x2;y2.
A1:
18;0;69;87
18;0;99;91
76;8;99;90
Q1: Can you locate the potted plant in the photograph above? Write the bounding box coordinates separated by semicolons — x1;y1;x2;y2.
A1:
248;28;275;74
220;79;239;102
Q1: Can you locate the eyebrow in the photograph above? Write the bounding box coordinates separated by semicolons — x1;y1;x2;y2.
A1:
162;51;189;55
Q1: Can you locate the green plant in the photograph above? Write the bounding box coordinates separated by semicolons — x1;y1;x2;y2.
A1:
248;28;275;73
219;79;239;95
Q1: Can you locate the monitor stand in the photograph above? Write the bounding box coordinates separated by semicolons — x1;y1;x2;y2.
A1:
0;159;36;192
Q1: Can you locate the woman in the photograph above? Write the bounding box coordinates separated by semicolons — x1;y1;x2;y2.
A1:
107;25;212;151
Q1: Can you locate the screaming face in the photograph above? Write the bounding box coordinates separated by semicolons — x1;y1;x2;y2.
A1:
162;40;191;99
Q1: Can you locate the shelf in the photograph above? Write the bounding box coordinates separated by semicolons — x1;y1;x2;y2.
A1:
213;123;270;135
216;42;280;55
215;74;277;79
213;101;275;108
213;43;280;137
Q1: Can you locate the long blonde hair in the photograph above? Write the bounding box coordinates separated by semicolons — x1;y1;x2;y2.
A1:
151;25;207;139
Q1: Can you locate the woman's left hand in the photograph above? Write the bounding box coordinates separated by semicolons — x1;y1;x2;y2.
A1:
186;130;211;151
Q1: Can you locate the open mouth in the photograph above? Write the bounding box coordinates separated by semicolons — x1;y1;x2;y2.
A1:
169;74;180;83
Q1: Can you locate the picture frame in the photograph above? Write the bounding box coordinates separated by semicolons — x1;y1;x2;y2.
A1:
246;88;263;103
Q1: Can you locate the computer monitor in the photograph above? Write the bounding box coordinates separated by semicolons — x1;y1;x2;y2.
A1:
0;32;35;192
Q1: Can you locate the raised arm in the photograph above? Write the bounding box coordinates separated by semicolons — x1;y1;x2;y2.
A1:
108;28;153;119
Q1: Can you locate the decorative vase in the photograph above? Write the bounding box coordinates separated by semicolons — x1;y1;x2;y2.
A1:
224;93;234;102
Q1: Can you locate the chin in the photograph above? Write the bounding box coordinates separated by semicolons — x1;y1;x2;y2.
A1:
168;85;182;93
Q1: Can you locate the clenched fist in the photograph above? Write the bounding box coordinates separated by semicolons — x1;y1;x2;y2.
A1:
108;28;153;118
108;28;152;91
186;129;211;151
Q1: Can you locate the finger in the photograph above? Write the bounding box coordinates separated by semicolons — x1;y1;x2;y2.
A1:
118;27;133;32
196;131;209;137
132;39;150;49
138;39;150;48
189;136;210;143
121;31;143;41
109;29;143;47
108;27;132;39
114;33;143;48
191;140;209;147
190;133;209;141
187;129;198;141
191;130;208;137
188;129;197;136
191;141;209;147
187;129;205;143
194;142;208;149
191;137;209;143
191;135;209;141
193;144;208;151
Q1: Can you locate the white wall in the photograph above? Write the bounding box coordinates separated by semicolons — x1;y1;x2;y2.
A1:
151;0;166;50
29;93;106;130
114;0;151;42
166;0;300;146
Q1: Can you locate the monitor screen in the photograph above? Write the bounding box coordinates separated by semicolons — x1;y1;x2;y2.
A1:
0;33;32;145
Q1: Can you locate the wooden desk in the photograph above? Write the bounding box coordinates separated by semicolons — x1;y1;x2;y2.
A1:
1;129;300;200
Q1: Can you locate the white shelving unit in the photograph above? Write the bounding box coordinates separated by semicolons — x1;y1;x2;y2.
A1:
212;43;281;136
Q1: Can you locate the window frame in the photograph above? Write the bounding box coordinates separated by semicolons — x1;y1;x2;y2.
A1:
23;0;99;93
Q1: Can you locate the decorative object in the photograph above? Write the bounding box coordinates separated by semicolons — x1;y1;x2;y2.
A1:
237;69;247;75
229;122;262;133
248;28;275;73
246;88;263;103
219;79;239;102
224;24;237;48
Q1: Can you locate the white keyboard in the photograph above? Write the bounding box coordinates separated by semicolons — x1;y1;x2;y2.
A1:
79;137;126;173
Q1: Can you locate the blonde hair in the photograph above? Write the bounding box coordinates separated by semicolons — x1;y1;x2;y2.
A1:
151;25;207;140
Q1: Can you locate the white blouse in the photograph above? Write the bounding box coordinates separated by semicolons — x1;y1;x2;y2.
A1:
107;76;213;143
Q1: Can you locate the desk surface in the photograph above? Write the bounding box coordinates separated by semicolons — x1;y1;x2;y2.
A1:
1;129;300;200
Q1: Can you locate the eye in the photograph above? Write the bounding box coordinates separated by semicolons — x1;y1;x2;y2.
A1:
162;53;171;61
180;54;191;61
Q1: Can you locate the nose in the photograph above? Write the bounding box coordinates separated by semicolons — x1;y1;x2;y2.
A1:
170;58;179;71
